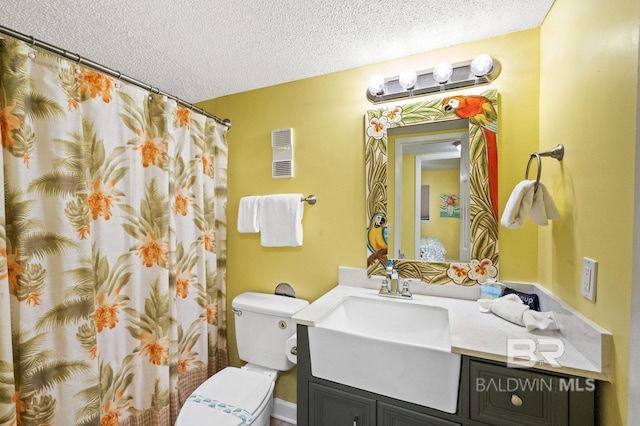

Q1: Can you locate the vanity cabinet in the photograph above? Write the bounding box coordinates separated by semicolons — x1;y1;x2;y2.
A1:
297;325;596;426
309;382;376;425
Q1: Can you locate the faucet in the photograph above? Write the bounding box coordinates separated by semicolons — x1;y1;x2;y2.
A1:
378;264;412;299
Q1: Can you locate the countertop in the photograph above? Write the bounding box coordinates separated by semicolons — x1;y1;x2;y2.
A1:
292;279;612;381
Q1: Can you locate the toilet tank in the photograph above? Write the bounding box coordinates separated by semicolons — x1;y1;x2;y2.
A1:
232;292;309;371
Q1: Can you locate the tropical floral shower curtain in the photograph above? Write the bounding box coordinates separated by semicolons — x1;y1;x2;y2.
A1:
0;36;228;426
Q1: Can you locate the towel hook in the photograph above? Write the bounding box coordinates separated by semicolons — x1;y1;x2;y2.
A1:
525;153;542;192
525;144;565;193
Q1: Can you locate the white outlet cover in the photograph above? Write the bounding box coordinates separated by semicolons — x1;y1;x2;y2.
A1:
581;257;597;302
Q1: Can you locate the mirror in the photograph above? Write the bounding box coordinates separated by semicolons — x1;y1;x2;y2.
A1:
365;90;499;285
389;124;470;263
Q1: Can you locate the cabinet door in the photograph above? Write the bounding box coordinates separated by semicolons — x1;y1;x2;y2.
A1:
377;402;460;426
309;382;376;426
469;360;568;426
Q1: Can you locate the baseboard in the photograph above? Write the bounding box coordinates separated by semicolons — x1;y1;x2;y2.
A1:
272;398;297;424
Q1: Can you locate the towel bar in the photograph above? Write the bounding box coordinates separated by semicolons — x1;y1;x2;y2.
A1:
525;144;564;192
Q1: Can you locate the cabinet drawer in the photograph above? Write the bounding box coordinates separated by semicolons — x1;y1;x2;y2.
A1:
469;360;568;426
377;402;460;426
309;382;376;426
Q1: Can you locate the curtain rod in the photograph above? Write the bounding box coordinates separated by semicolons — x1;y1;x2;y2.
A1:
0;25;231;128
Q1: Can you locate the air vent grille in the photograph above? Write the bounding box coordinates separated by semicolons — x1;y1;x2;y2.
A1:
271;128;293;178
273;160;292;178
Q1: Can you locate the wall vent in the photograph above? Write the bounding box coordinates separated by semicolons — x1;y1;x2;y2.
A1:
272;128;293;178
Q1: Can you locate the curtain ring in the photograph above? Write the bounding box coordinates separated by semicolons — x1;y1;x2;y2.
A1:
525;153;542;192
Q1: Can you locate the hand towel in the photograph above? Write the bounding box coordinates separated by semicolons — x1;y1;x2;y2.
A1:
478;294;560;330
529;182;561;226
237;196;261;233
501;180;560;228
489;293;530;326
258;194;304;247
500;180;536;229
522;310;560;331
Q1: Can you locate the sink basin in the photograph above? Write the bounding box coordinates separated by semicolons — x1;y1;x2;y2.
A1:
307;295;461;414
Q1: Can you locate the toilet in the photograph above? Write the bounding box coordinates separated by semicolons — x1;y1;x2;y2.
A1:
176;292;308;426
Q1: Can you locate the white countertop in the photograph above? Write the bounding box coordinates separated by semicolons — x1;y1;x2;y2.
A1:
293;277;612;381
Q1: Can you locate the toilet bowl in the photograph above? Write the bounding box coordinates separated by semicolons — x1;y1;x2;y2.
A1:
176;292;308;426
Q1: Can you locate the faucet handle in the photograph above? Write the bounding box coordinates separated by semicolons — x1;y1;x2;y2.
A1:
401;279;413;298
379;279;390;294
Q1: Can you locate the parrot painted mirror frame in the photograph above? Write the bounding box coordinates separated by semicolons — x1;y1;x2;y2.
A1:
365;89;499;285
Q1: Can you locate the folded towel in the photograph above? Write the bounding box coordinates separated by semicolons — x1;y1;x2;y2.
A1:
258;194;304;247
237;196;261;233
500;180;536;229
501;180;560;228
478;294;559;331
529;182;561;226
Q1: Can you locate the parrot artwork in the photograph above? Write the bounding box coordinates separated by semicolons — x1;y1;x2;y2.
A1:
367;212;389;266
443;95;499;220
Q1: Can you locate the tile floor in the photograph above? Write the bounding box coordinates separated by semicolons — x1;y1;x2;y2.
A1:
270;417;294;426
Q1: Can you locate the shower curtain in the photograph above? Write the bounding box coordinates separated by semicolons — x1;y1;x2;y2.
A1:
0;36;228;426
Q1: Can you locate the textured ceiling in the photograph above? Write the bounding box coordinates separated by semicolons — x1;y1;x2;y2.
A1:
2;0;554;103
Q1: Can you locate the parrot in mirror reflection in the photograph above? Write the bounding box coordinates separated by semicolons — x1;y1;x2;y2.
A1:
367;212;389;266
443;95;498;220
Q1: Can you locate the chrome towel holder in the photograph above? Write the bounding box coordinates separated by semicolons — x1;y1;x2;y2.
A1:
301;194;317;205
525;144;564;192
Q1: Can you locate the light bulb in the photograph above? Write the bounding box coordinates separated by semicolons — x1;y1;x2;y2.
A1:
398;69;417;90
368;74;385;96
433;62;453;84
470;54;494;77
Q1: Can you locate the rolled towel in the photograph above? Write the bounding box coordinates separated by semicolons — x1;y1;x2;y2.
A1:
489;293;530;326
477;294;559;331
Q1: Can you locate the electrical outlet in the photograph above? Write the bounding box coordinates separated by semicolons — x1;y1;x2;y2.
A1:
581;257;597;302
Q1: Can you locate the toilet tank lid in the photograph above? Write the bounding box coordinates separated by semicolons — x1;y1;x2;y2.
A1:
232;292;309;316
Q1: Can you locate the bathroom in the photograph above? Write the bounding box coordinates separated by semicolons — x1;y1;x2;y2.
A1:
0;0;639;424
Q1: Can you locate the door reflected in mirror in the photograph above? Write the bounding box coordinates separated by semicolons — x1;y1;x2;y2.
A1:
365;91;499;285
389;127;471;264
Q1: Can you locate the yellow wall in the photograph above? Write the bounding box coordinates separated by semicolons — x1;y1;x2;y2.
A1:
539;0;639;423
198;28;541;404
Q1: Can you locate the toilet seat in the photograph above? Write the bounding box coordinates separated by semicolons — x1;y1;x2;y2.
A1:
177;367;275;426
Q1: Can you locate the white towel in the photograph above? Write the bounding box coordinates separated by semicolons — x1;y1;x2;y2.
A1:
529;182;561;226
500;180;560;228
237;196;261;233
478;294;560;331
501;180;536;229
258;194;304;247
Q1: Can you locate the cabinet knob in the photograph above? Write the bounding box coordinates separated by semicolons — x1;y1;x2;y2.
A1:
352;416;359;426
511;394;523;407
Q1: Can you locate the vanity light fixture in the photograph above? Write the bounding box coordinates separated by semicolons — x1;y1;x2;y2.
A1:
366;54;501;104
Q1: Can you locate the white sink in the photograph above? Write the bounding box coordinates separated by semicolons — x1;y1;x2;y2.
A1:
307;295;461;414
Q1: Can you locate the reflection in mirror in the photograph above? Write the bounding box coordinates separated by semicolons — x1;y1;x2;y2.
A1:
389;125;470;264
365;90;499;285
